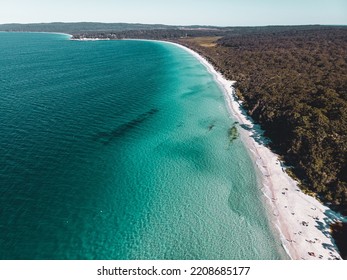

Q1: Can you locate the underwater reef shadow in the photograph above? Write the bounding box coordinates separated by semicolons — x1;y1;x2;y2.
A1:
92;108;159;145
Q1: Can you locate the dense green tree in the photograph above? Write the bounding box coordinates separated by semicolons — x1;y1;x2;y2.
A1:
178;27;347;214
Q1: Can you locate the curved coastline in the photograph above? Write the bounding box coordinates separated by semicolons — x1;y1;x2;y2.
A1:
166;41;344;260
70;36;343;259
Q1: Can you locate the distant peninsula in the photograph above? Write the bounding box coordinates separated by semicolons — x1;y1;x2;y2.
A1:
2;21;345;216
1;22;346;257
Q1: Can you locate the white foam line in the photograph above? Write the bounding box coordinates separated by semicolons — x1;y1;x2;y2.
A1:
71;37;345;260
163;40;344;260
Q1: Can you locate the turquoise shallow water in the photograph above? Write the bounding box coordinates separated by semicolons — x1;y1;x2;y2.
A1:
0;33;287;259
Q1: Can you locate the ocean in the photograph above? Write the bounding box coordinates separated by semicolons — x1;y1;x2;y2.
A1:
0;32;287;259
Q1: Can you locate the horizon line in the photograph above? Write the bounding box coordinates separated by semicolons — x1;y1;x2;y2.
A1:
0;21;346;28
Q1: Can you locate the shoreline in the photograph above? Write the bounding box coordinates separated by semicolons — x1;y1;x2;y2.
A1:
165;41;344;260
70;36;344;259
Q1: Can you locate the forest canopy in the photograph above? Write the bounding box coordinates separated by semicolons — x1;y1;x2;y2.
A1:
2;23;346;213
177;27;347;214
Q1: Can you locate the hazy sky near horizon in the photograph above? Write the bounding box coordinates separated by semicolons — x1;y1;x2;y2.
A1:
0;0;346;26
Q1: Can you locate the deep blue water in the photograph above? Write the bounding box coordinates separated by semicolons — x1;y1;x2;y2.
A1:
0;32;287;259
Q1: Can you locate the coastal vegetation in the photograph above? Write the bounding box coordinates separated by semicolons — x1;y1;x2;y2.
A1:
0;22;226;34
330;222;347;259
177;27;347;214
2;23;345;214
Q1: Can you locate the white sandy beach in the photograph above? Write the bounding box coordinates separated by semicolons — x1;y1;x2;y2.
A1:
70;37;344;259
169;41;345;260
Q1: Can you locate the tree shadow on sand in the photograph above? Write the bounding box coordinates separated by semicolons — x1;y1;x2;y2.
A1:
239;123;271;146
314;209;347;259
231;92;271;147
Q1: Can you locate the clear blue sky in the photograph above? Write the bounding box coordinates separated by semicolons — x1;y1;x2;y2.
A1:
1;0;346;26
